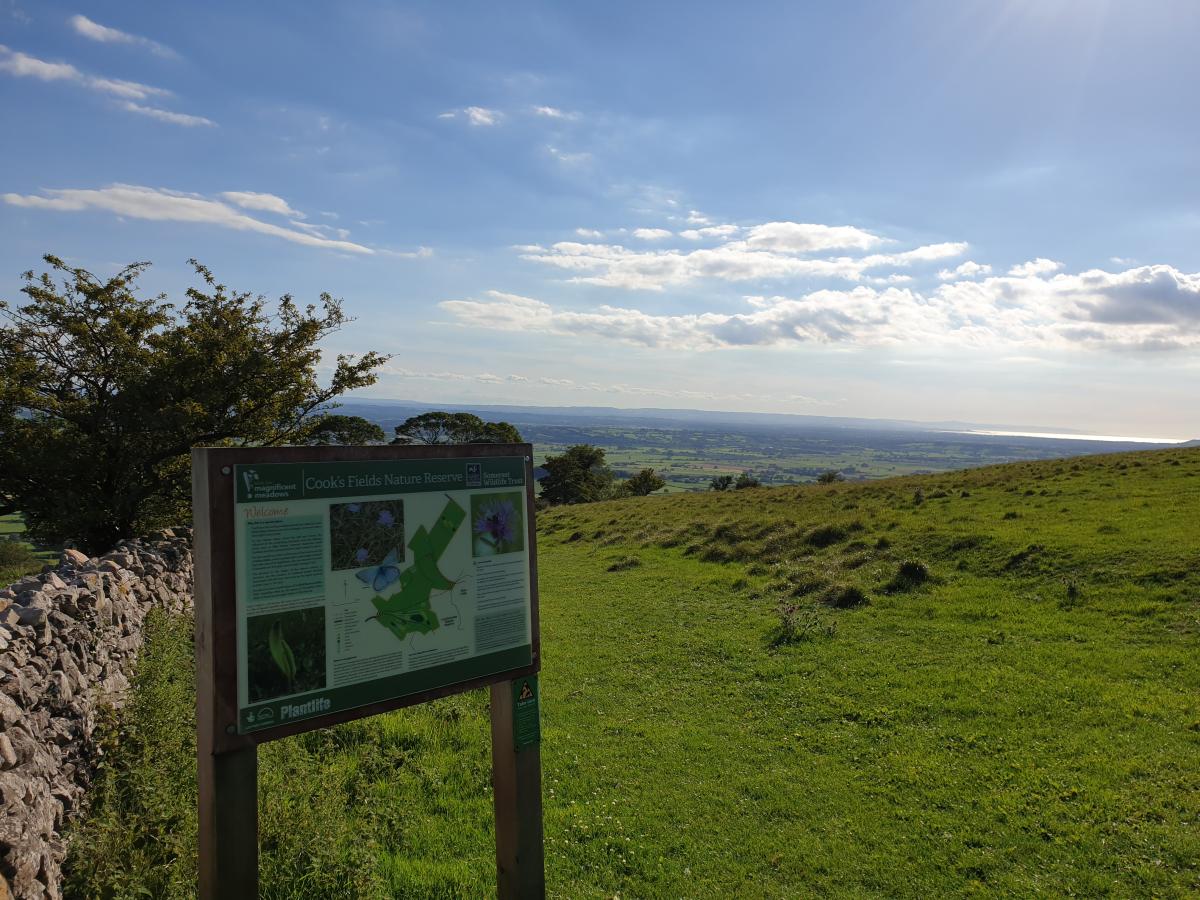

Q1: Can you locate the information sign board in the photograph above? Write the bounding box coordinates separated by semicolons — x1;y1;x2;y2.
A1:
194;444;540;750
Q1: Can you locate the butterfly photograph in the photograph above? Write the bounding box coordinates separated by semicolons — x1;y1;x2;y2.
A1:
355;547;402;593
328;499;405;571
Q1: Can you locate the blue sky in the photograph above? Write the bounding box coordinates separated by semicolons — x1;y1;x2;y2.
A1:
2;1;1198;438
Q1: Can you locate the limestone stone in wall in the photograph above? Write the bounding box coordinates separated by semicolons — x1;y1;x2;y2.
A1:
0;530;193;900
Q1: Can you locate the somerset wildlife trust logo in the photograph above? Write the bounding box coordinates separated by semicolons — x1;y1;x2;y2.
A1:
466;462;482;487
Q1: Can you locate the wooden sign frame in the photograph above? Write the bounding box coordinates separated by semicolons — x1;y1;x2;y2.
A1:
192;443;543;898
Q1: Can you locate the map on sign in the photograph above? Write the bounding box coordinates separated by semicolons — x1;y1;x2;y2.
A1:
231;456;533;733
366;496;464;641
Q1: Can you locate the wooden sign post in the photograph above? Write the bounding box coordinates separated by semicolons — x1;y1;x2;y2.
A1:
193;445;544;898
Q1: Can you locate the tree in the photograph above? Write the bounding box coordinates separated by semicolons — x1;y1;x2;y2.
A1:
621;467;665;497
538;444;614;505
305;414;386;445
734;471;761;489
709;474;734;491
816;469;844;484
391;411;523;445
0;256;387;553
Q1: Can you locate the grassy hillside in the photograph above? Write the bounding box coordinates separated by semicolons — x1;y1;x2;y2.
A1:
65;447;1200;897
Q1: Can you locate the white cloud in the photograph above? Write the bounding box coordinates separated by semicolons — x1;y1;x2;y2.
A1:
0;44;214;125
221;191;304;217
938;260;992;280
442;263;1200;353
465;106;499;126
440;287;931;350
740;221;882;254
633;228;672;241
1009;258;1062;276
547;145;591;165
122;101;214;127
533;105;578;120
519;237;965;291
575;227;603;238
686;210;711;225
680;224;740;240
380;246;434;259
0;44;168;99
68;14;176;58
3;184;373;254
94;78;170;101
437;107;500;125
0;45;80;81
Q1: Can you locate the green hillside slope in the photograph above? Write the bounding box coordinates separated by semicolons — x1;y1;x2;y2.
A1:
66;447;1200;897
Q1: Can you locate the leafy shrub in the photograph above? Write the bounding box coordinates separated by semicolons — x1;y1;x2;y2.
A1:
734;472;761;490
709;474;734;491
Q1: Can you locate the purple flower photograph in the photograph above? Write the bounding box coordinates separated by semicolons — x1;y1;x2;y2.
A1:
470;491;525;557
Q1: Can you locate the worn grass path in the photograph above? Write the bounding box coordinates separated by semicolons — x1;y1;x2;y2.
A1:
65;447;1200;897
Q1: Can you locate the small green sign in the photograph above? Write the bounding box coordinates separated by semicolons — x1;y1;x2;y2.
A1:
512;676;540;751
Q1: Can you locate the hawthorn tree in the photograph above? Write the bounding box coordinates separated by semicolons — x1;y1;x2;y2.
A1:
305;414;386;445
0;255;387;553
391;411;522;445
538;444;614;505
620;467;665;496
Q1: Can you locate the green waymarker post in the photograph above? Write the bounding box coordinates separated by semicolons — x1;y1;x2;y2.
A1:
193;445;544;898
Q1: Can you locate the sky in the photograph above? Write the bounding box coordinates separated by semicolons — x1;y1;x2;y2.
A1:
2;1;1199;440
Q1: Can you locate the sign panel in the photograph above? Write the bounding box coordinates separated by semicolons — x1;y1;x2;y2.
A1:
230;454;535;733
512;675;541;751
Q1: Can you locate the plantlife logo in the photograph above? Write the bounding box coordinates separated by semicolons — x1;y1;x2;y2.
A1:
242;469;258;495
279;696;332;720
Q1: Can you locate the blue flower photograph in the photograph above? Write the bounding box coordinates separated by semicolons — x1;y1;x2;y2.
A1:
329;500;405;571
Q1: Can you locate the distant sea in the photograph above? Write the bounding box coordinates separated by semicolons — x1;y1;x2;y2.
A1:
955;430;1185;445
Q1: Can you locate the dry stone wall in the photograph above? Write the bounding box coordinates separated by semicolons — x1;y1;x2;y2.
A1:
0;529;193;900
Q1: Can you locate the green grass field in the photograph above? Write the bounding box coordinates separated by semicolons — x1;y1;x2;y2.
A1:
64;447;1200;897
0;513;56;583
